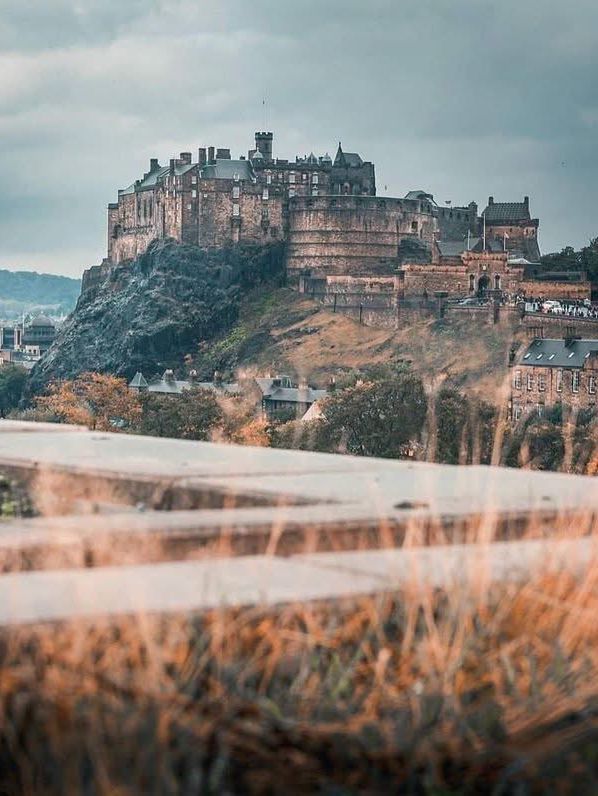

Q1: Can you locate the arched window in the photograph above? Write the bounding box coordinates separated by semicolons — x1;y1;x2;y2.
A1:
494;274;501;290
469;274;475;292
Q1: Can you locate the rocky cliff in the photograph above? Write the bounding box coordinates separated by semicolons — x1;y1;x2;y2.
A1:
28;239;285;394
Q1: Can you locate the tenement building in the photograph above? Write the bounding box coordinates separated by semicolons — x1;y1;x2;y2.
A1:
510;337;598;420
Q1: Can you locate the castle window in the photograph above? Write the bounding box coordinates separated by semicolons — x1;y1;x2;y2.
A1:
513;405;522;421
556;369;563;392
192;190;197;199
266;173;272;185
312;174;319;185
469;274;475;292
262;188;269;201
232;186;240;199
538;373;546;392
572;371;580;393
302;173;307;182
514;370;522;390
312;188;318;197
589;375;597;395
191;176;197;185
232;203;240;217
289;187;296;198
527;373;534;391
289;172;295;184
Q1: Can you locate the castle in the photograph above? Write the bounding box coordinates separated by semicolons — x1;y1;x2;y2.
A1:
105;131;589;301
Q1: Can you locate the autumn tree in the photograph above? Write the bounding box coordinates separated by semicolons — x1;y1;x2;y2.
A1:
36;372;141;431
138;389;222;441
319;373;427;459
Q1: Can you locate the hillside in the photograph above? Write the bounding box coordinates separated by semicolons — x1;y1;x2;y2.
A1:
28;240;285;395
197;287;523;402
27;239;521;403
0;269;81;318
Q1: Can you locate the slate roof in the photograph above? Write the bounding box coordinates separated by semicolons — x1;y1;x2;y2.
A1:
129;372;148;389
518;338;598;369
200;159;255;181
264;387;328;404
120;163;196;195
333;144;363;168
483;202;531;223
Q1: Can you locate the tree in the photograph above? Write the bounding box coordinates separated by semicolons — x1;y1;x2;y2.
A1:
0;365;28;417
138;389;222;441
319;373;427;458
433;389;497;465
36;372;141;431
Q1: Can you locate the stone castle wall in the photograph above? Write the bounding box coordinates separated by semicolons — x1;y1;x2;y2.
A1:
286;196;435;279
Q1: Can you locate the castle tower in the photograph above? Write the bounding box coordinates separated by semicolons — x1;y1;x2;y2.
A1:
254;131;273;161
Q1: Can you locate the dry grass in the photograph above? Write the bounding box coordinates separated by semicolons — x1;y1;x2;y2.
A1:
2;535;598;794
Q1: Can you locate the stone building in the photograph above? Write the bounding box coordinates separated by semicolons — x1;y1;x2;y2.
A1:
481;196;540;263
107;133;377;265
510;337;598;420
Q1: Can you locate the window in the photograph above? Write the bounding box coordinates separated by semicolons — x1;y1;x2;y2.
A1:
556;369;563;392
513;405;522;421
589;375;597;395
411;221;418;232
289;172;295;184
527;372;534;391
537;403;544;417
232;186;240;199
289;187;295;198
186;203;192;210
514;370;522;389
262;188;269;201
469;274;475;292
191;176;197;185
232;203;240;217
312;174;319;185
266;173;272;185
572;371;580;393
538;373;546;392
302;172;307;182
192;190;197;198
312;188;318;197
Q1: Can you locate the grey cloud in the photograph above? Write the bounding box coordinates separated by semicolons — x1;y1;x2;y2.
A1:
0;0;597;275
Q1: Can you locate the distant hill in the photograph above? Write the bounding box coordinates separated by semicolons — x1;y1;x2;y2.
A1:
0;269;81;318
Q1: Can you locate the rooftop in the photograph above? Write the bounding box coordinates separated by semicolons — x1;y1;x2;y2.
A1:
518;338;598;368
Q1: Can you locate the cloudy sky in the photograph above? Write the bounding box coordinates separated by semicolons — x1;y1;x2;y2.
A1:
1;0;597;276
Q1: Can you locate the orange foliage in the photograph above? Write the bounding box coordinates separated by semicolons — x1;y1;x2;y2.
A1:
36;372;142;431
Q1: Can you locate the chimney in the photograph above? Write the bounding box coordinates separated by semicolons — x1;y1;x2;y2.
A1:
150;158;159;172
163;369;175;383
216;148;231;160
524;196;530;209
169;158;175;176
189;369;198;384
208;146;215;164
198;147;207;167
488;196;494;206
180;152;192;165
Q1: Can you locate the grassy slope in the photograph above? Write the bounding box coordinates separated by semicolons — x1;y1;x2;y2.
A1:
201;287;523;403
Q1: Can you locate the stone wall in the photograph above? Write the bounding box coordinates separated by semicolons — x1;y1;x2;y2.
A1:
287;196;435;279
518;280;591;300
521;314;598;339
198;180;284;247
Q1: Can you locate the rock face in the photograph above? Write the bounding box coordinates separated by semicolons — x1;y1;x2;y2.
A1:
28;239;285;394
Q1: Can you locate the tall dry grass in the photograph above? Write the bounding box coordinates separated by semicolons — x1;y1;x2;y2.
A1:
2;532;598;793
